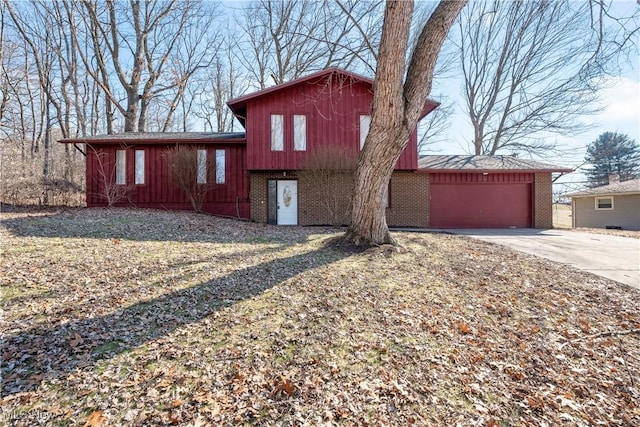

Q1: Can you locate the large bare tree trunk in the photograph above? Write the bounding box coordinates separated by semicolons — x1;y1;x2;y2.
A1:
345;0;466;246
459;1;623;156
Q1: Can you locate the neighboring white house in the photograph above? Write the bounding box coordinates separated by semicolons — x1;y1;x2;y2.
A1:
568;176;640;230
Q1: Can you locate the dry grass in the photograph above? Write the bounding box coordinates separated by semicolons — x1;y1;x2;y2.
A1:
1;208;639;426
552;204;572;229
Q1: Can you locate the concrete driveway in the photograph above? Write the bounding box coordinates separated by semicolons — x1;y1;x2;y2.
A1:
446;229;640;289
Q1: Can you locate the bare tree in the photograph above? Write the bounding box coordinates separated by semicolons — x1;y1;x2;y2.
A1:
324;0;383;74
418;98;453;154
4;0;59;188
74;0;221;132
458;0;639;156
192;32;249;132
328;0;456;151
236;0;385;89
345;0;467;246
236;0;325;88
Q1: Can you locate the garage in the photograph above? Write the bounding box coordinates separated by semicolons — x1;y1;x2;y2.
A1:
418;155;572;229
429;179;532;228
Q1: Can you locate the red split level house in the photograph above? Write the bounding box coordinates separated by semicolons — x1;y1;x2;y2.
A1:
61;68;570;228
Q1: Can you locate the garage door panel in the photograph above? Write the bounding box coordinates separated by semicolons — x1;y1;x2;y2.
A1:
430;183;531;228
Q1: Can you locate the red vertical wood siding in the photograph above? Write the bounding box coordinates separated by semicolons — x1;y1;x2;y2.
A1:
245;77;418;170
85;143;249;217
429;172;534;184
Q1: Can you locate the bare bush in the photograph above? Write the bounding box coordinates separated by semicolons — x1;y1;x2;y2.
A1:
299;146;357;226
87;145;132;207
164;145;214;213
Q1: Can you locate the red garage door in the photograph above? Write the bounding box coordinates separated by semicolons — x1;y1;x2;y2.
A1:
430;182;532;228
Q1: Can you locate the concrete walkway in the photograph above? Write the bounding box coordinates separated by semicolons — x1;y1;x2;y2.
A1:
445;229;640;290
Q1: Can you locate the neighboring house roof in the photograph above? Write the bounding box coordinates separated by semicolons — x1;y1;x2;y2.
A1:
59;132;246;145
418;155;572;173
567;179;640;197
227;67;440;128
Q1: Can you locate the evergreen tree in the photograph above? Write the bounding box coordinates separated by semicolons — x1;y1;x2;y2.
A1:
584;132;640;187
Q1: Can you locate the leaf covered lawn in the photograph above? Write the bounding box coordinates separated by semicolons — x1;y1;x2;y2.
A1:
1;208;639;426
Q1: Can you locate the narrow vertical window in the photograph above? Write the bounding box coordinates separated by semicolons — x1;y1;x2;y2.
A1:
271;114;284;151
116;150;126;185
215;149;225;184
293;115;306;151
197;149;207;184
360;115;371;150
135;150;145;184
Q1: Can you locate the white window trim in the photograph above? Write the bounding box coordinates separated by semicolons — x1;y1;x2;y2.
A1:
359;114;371;150
215;149;225;184
197;149;207;184
595;196;614;210
293;114;306;151
271;114;284;151
135;150;145;185
115;150;126;185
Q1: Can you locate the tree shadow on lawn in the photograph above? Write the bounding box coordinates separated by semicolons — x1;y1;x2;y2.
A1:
1;240;353;396
2;245;292;329
0;207;312;244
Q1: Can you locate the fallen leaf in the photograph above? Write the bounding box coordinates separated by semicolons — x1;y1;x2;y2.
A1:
272;376;296;397
456;322;471;334
69;333;84;347
527;396;544;410
169;410;182;425
471;354;484;364
83;410;105;427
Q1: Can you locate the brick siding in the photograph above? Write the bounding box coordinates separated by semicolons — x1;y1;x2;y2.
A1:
249;171;299;223
249;171;430;227
534;173;553;228
251;171;550;228
387;172;429;227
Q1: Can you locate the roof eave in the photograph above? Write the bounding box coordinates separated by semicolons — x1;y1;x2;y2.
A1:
417;168;573;173
59;137;247;145
419;100;440;120
227;67;373;111
226;67;439;119
570;191;640;198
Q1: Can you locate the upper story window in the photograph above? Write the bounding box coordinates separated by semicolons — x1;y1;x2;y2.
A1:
116;150;126;185
595;197;613;210
293;115;307;151
197;149;207;184
215;149;225;184
135;150;145;185
271;114;284;151
360;115;371;150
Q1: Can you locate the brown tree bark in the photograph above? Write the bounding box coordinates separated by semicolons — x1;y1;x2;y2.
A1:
344;0;466;246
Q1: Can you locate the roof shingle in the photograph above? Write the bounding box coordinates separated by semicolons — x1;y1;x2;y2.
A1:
568;179;640;197
60;132;246;144
418;155;571;172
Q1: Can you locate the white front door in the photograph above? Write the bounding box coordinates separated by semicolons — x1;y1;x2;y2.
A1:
277;180;298;225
